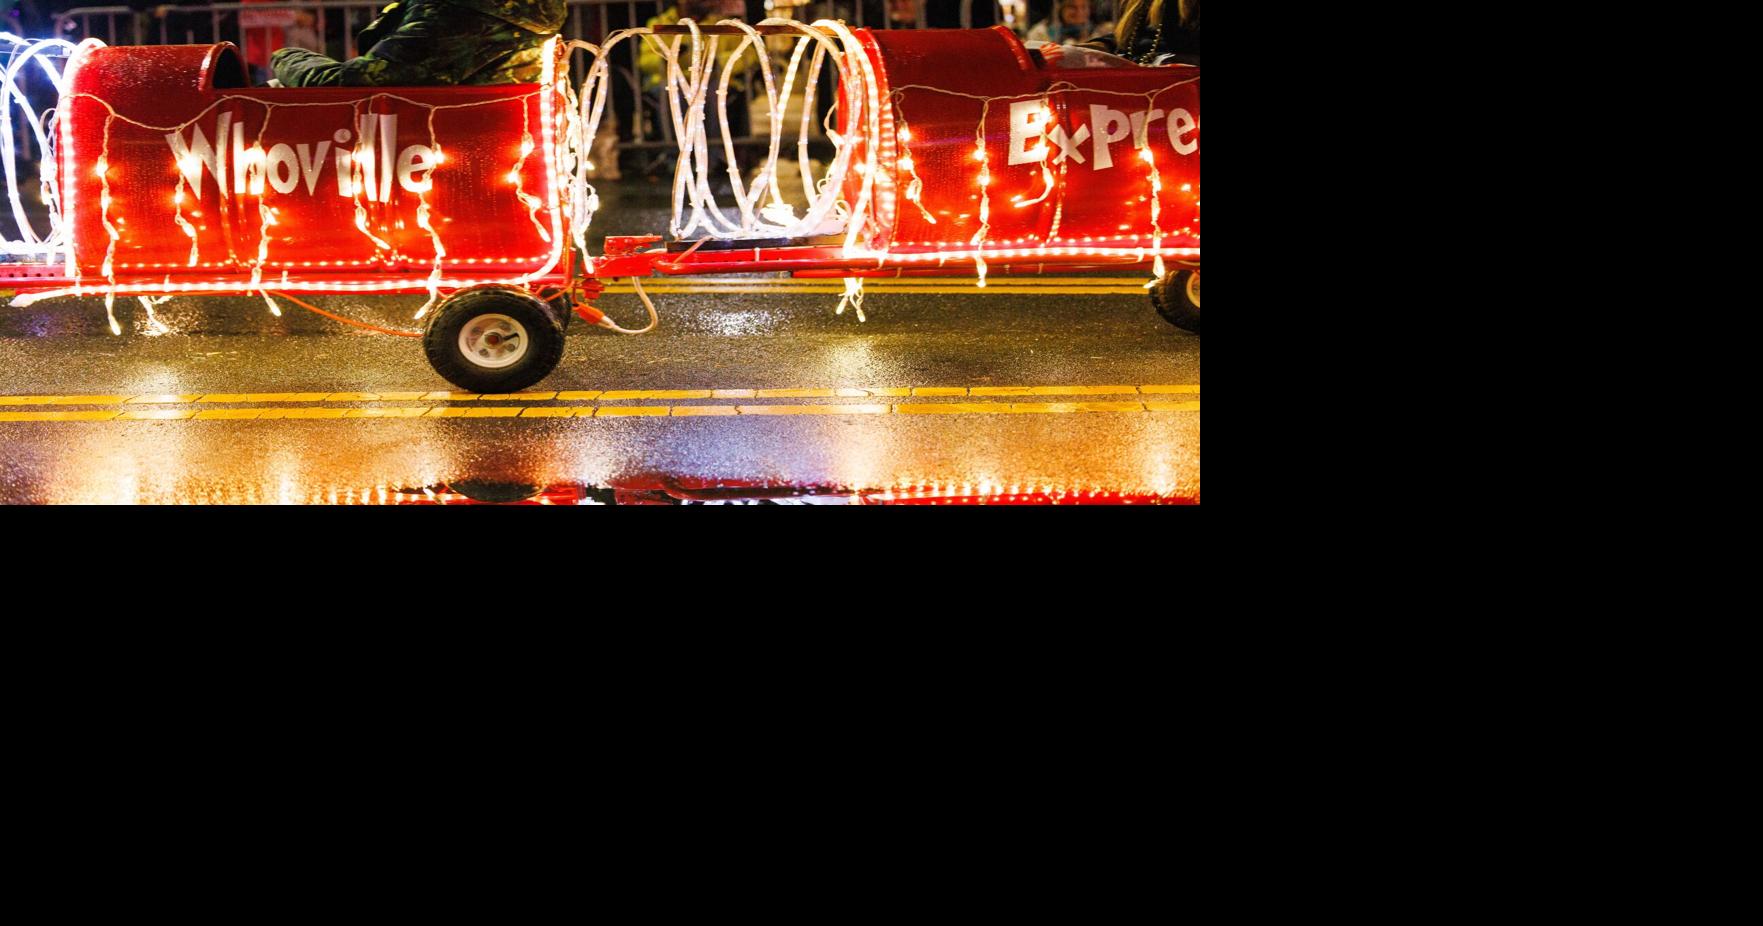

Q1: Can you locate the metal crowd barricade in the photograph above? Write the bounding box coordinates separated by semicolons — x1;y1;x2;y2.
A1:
47;6;141;45
144;3;390;63
45;0;1025;153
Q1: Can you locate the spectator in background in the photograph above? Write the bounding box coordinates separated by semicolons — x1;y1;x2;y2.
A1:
241;0;289;85
860;0;998;29
7;1;52;37
1071;0;1198;63
1025;0;1106;45
283;11;324;54
926;0;996;27
636;0;750;91
1086;0;1198;65
636;0;753;176
847;0;920;28
1040;0;1198;66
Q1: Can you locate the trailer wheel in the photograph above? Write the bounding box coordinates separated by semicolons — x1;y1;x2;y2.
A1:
446;480;542;504
546;293;576;333
423;287;565;392
1152;269;1201;335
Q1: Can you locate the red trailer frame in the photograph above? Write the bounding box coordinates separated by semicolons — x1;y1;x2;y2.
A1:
3;22;1198;390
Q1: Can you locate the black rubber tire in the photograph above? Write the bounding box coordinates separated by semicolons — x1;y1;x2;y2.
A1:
446;480;542;504
1151;269;1201;335
423;287;565;392
547;293;575;333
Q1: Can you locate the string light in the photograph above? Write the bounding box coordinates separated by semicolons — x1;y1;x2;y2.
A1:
70;57;556;309
15;60;571;309
412;106;448;318
1013;100;1057;210
8;28;1196;325
137;293;171;335
509;97;550;244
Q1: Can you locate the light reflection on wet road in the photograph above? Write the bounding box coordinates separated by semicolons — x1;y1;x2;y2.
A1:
3;190;1198;504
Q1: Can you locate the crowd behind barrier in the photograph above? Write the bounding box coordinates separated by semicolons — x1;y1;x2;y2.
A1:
13;1;1125;170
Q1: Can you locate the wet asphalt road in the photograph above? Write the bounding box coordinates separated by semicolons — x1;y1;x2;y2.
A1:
0;182;1199;504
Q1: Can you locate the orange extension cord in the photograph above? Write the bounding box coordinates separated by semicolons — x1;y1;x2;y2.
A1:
268;251;590;338
270;291;423;338
268;251;620;337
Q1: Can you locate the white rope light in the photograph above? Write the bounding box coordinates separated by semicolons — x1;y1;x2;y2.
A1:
7;25;1196;326
10;37;567;311
2;33;76;259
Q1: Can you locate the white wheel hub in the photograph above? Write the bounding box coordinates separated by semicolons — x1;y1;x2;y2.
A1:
458;313;529;369
1186;272;1200;309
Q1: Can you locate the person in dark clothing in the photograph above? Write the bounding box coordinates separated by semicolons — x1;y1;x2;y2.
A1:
857;0;997;29
271;0;566;87
1041;0;1199;66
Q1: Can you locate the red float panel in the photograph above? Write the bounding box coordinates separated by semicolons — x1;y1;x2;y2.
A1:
842;26;1199;256
57;43;563;287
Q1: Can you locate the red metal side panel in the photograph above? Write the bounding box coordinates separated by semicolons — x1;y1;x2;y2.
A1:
60;44;559;283
847;26;1200;255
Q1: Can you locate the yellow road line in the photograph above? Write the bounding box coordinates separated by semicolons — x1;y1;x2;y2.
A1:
434;406;529;417
599;389;712;400
117;409;197;420
324;392;427;402
3;401;1199;423
0;395;131;406
861;277;1147;286
896;403;1012;415
1030;385;1139;396
753;388;838;398
197;392;333;403
736;404;889;415
602;286;1150;296
256;408;349;419
602;276;1148;288
1008;402;1147;414
0;410;122;421
952;385;1143;397
0;385;1198;406
602;286;841;294
345;407;428;418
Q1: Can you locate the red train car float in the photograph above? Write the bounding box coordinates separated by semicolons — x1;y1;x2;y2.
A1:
1;22;1198;391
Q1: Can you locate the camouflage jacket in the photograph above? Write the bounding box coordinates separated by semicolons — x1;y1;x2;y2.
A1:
271;0;567;87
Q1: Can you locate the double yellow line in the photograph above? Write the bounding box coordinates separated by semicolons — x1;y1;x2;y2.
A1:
600;276;1153;296
0;383;1199;422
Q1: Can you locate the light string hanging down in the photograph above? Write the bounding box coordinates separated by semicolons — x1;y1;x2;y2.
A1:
11;37;567;314
8;25;1194;328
